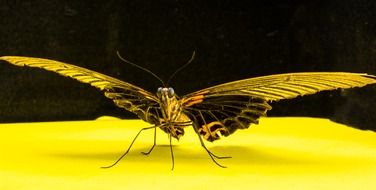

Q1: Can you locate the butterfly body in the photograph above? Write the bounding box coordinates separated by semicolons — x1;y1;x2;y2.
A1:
154;87;191;140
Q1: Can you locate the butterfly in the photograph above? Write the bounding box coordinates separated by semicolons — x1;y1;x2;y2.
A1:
1;54;376;169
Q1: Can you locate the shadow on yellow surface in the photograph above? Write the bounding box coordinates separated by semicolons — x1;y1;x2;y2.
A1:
1;117;376;189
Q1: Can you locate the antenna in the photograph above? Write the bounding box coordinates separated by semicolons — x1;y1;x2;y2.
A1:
166;51;196;86
116;51;166;87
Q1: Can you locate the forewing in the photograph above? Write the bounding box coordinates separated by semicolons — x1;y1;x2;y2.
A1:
181;72;376;141
0;56;161;124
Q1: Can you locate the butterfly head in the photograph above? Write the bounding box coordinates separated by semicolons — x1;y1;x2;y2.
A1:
157;87;175;99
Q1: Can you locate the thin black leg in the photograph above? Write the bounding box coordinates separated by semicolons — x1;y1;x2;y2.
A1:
194;129;230;168
142;127;157;155
101;125;159;169
185;111;232;168
169;134;175;171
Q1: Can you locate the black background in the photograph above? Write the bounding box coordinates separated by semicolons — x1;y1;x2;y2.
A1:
0;0;375;130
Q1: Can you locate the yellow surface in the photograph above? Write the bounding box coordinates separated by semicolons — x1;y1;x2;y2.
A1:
1;117;376;190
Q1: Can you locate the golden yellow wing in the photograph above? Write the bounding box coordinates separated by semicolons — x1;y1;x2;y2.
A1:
184;72;376;101
0;56;161;123
181;72;376;141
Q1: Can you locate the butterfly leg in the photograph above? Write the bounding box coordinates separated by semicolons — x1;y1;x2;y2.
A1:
184;111;231;167
101;125;160;169
169;134;175;170
192;125;231;168
141;127;157;155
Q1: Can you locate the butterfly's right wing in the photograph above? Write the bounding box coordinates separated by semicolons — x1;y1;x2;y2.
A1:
0;56;162;124
181;72;376;141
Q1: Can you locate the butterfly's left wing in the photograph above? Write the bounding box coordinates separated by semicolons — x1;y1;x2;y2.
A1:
181;72;376;142
0;56;162;124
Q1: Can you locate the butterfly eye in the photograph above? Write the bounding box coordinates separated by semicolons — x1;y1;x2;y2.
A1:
168;87;175;97
157;87;163;97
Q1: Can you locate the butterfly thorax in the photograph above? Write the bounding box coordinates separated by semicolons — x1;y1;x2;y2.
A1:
156;87;191;139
